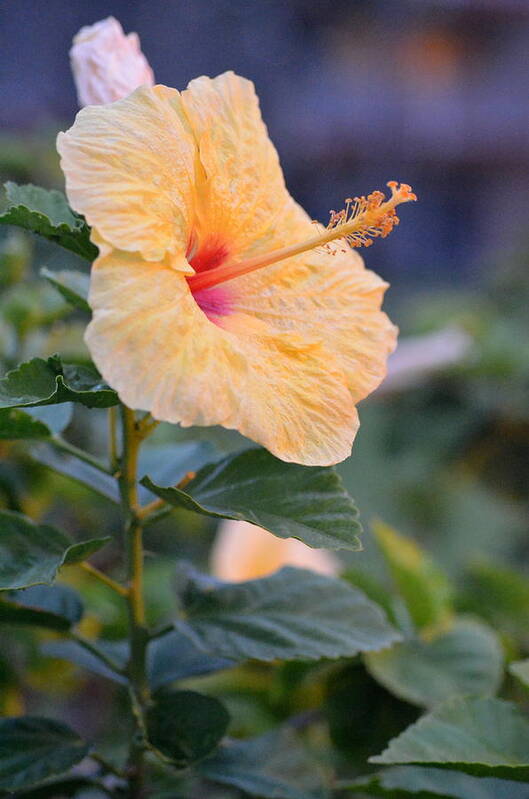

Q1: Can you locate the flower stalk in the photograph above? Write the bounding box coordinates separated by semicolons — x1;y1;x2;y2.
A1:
118;405;150;798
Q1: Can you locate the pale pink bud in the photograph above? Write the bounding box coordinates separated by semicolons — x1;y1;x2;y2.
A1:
210;520;339;583
70;17;154;107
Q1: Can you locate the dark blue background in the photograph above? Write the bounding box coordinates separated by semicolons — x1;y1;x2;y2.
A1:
2;0;528;288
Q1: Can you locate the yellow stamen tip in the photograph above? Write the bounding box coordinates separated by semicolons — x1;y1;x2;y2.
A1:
325;181;416;250
387;180;418;202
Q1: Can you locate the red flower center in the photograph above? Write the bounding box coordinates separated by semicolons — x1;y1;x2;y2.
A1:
188;234;230;273
187;233;233;321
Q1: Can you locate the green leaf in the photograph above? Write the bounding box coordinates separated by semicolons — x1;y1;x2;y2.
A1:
342;568;398;627
30;440;218;507
148;631;234;692
0;408;50;440
0;404;72;440
370;697;529;781
458;562;529;642
30;444;119;503
62;537;111;565
0;510;109;591
509;659;529;689
0;716;89;792
40;267;90;311
199;729;329;799
0;356;118;409
350;767;529;798
0;584;84;631
24;404;73;433
42;639;129;685
138;441;218;506
372;521;453;630
325;661;419;769
42;633;233;690
142;447;362;551
6;777;102;798
146;690;230;767
365;619;503;708
174;566;400;662
0;182;97;261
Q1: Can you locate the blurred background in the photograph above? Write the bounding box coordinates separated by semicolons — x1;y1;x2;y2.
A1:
2;0;529;286
1;0;529;789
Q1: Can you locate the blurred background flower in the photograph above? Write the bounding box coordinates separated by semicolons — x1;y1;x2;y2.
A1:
211;520;339;581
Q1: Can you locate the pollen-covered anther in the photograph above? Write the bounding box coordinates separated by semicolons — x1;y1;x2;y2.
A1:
326;181;417;250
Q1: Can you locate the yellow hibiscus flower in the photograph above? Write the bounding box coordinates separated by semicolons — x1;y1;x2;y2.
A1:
57;72;414;466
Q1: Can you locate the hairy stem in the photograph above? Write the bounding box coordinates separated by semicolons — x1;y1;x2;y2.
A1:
118;406;149;798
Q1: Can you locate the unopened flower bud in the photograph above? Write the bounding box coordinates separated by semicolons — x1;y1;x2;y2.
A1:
70;17;154;107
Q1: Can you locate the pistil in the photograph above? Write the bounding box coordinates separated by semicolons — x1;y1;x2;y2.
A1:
187;181;416;293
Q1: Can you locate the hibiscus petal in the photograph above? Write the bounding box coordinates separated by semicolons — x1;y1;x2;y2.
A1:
181;71;307;258
57;85;196;266
225;229;398;405
85;250;359;466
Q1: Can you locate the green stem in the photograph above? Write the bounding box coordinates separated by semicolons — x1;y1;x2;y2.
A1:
108;406;119;472
118;405;149;799
136;497;166;521
149;623;174;641
137;413;160;439
50;435;112;475
78;561;128;597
